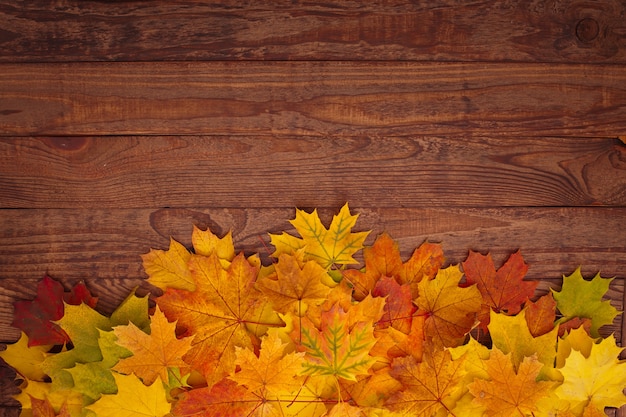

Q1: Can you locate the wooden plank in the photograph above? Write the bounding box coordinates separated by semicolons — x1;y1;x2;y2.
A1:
1;62;626;137
1;206;624;342
1;136;625;209
0;1;625;63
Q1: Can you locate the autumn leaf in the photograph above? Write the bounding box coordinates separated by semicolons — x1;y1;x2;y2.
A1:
371;276;416;334
192;225;235;261
342;233;403;300
552;267;619;337
386;346;466;416
270;203;370;269
12;275;98;346
228;329;306;413
467;348;555;417
14;378;84;417
299;303;377;382
343;233;443;300
554;334;626;412
0;332;51;381
488;309;558;380
524;293;557;337
415;265;482;347
462;250;536;330
30;396;72;417
158;252;282;388
86;373;171;417
142;237;194;291
170;378;258;417
257;252;332;316
112;305;193;385
397;241;444;299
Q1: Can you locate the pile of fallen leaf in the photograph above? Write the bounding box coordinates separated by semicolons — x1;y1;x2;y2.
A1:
2;204;625;417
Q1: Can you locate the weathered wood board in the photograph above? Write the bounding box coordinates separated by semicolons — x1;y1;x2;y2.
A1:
1;1;625;416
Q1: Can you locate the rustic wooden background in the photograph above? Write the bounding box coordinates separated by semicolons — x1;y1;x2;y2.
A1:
1;1;626;416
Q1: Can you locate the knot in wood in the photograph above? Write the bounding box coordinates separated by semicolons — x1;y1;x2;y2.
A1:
575;18;599;43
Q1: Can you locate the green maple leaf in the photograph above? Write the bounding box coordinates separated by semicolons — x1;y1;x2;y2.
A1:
40;292;148;400
299;303;376;381
552;268;619;337
270;203;370;269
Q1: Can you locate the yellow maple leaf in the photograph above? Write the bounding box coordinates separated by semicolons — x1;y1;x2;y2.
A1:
468;348;555;417
488;309;559;380
141;237;194;291
270;203;370;269
112;305;193;385
191;226;235;264
86;373;170;417
555;334;626;412
0;332;51;381
416;265;482;347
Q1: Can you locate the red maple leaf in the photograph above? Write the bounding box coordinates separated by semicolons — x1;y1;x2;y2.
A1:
12;275;98;346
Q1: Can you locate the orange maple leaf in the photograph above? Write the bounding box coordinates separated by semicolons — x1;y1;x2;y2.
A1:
462;250;537;330
416;265;482;347
112;305;193;385
256;252;332;316
467;348;555;417
157;252;282;388
386;346;466;416
524;293;557;337
343;233;443;300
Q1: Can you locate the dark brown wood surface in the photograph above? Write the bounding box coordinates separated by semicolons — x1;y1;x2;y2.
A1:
2;62;626;137
1;1;625;416
1;1;625;63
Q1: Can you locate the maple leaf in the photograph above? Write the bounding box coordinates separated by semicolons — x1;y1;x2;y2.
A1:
299;303;377;382
142;237;194;291
0;332;51;381
257;252;332;316
343;233;443;300
31;396;72;417
192;225;236;261
415;265;482;347
462;250;536;330
270;203;370;269
40;291;149;402
397;241;445;300
158;252;282;388
86;373;171;417
488;309;558;380
342;233;403;300
554;334;626;412
14;378;84;417
112;305;193;385
12;275;98;346
552;268;619;337
386;346;466;416
371;276;416;334
467;348;555;417
230;330;305;397
524;293;557;337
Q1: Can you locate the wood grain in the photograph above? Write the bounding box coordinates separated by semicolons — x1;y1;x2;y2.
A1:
0;1;624;63
1;136;625;208
1;62;625;137
1;206;625;342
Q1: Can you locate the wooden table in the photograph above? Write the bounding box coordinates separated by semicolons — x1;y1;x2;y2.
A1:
1;1;625;416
